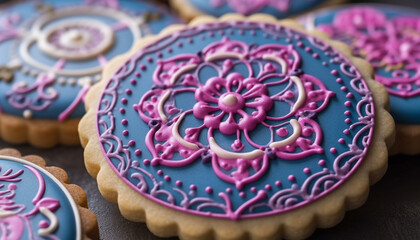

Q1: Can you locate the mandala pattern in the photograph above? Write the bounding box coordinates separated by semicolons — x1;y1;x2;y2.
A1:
210;0;291;15
0;0;176;121
137;37;335;190
97;21;375;220
0;158;81;239
317;6;420;98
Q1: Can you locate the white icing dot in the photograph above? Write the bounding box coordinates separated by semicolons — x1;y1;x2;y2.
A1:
30;70;38;77
17;81;27;88
68;78;76;85
23;110;32;119
7;59;22;69
222;94;238;106
78;77;93;87
94;74;102;81
58;77;66;85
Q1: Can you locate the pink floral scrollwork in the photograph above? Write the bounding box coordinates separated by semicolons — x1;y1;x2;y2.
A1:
137;37;335;189
211;0;291;15
318;6;420;97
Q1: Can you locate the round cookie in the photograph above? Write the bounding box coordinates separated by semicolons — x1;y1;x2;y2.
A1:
80;14;394;240
0;0;180;148
300;4;420;154
0;148;98;239
170;0;344;21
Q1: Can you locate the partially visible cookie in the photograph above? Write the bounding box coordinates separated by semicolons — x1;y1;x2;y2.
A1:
0;0;180;148
301;4;420;154
170;0;344;21
0;148;98;239
80;14;394;240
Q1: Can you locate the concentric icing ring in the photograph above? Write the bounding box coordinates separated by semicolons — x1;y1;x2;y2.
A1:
38;18;114;60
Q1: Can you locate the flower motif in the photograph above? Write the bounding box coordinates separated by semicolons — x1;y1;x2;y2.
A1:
211;0;291;15
318;6;420;97
193;72;273;135
137;37;335;189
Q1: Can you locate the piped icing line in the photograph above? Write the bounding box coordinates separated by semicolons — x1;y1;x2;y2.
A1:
310;6;420;98
58;84;91;122
94;20;376;220
0;0;179;123
269;119;301;148
26;165;45;205
0;14;21;44
0;155;83;239
209;137;264;159
38;207;59;237
210;0;292;15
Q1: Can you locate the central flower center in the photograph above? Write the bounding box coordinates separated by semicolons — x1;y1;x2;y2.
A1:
219;92;244;112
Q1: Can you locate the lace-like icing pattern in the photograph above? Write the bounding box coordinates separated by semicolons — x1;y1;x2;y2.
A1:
97;21;375;220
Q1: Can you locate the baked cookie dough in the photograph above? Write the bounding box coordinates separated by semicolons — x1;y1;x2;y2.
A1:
80;14;394;240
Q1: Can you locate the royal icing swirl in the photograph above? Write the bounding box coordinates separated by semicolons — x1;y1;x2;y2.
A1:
0;155;81;239
0;0;179;121
96;21;375;220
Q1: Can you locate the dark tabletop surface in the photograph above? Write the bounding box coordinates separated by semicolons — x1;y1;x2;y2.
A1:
1;0;420;239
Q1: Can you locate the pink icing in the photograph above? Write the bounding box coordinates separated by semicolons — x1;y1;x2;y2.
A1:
0;165;61;239
211;0;291;15
136;37;335;190
96;21;375;220
318;6;420;98
0;14;21;44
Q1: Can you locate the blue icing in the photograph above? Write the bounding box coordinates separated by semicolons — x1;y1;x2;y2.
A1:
0;0;180;120
97;22;374;218
187;0;326;18
0;156;79;239
307;4;420;124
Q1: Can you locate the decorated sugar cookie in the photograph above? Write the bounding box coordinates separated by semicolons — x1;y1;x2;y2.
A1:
301;4;420;154
0;0;179;148
170;0;340;21
80;15;394;240
0;148;98;239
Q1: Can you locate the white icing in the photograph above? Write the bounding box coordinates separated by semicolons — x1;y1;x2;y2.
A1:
172;113;200;150
20;6;142;77
205;52;244;62
0;209;16;219
38;18;114;61
222;94;238;106
158;91;171;123
170;64;197;84
38;207;59;237
290;76;306;112
269;119;302;148
209;137;264;159
0;155;82;240
263;54;287;74
23;109;32;119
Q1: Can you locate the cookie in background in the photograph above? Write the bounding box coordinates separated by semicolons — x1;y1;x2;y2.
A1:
301;4;420;154
0;148;98;239
170;0;345;21
79;14;394;240
0;0;180;148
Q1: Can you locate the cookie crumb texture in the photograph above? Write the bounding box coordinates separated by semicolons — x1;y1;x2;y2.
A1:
80;15;394;240
0;148;98;240
0;0;178;147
